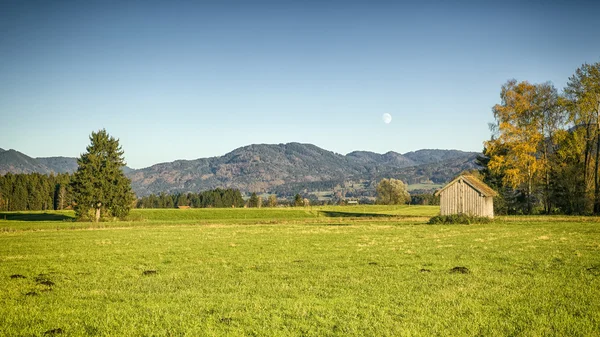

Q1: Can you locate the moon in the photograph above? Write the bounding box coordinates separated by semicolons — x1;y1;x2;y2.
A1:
382;113;392;124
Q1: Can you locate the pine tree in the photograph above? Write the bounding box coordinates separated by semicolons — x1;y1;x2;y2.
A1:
12;175;28;211
70;129;135;221
294;194;303;207
248;192;259;207
175;193;188;208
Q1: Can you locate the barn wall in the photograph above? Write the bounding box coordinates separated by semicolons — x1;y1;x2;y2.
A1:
439;179;494;218
485;196;494;218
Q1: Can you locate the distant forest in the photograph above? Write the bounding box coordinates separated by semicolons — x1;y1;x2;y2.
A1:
0;173;247;211
0;173;440;211
136;189;244;209
0;173;72;212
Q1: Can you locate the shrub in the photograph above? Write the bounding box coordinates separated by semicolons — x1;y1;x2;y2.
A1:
428;214;492;225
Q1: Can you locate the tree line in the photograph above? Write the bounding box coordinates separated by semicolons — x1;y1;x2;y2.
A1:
0;170;433;211
479;61;600;215
0;173;72;211
136;189;245;208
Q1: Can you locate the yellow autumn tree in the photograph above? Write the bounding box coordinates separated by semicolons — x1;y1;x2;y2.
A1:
485;80;546;213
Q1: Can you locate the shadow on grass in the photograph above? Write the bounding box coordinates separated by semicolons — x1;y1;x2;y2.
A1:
0;212;75;222
318;211;394;218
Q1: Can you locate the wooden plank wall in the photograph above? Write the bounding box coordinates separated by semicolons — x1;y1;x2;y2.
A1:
440;179;494;218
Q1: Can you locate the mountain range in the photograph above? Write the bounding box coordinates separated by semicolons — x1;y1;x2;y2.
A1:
0;148;76;175
0;143;480;197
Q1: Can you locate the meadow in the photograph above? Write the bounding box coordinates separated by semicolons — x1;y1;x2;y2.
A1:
1;206;599;336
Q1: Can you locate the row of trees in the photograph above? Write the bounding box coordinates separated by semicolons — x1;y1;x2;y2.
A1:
0;129;415;216
0;171;416;212
136;189;245;208
136;192;294;208
0;173;72;211
135;179;413;208
480;61;600;214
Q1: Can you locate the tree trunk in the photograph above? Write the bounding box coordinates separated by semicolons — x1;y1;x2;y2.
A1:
584;123;591;196
580;122;593;212
528;179;532;215
595;132;600;214
58;186;65;210
95;202;102;222
541;115;549;214
542;140;550;214
545;166;550;214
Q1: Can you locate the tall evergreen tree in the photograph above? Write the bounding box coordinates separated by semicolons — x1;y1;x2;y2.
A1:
248;192;259;207
70;129;135;221
175;193;189;208
12;175;28;211
294;193;303;207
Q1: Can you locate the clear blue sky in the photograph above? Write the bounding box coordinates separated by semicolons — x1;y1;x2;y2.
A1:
1;1;599;169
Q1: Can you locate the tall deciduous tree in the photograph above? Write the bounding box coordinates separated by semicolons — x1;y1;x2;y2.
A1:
564;62;600;213
267;194;277;207
376;178;410;205
485;80;563;213
534;82;563;213
70;129;135;221
550;128;588;214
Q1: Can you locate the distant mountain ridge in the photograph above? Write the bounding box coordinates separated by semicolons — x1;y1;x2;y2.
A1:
0;143;479;196
0;149;131;176
346;151;417;167
127;143;479;196
36;157;80;174
0;149;57;175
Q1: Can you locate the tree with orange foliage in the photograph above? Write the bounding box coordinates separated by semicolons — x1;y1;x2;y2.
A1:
485;80;561;214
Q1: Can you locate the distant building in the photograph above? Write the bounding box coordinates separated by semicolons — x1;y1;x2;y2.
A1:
435;175;497;218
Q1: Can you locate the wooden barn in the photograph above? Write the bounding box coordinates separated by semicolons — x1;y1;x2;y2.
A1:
435;175;497;218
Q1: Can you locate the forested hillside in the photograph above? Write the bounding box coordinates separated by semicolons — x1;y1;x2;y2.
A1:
0;143;477;197
127;143;477;196
0;149;129;175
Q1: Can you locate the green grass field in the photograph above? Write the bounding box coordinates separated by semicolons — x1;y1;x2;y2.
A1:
1;206;599;336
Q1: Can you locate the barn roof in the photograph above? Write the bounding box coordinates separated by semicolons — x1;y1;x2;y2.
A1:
435;175;498;197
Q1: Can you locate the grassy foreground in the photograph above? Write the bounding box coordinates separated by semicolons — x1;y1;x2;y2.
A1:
1;206;599;336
